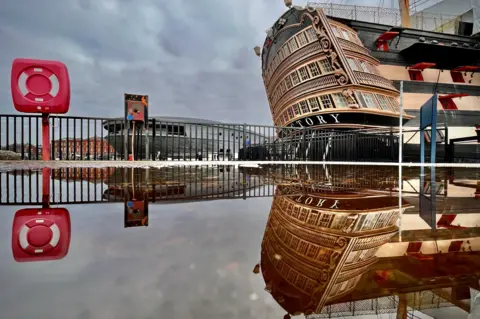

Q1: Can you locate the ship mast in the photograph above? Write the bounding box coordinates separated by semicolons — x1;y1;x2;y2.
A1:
399;0;411;28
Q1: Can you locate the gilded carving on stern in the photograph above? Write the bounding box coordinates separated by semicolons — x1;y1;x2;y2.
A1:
342;88;358;107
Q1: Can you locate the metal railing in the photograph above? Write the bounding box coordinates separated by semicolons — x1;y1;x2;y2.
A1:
0;114;400;162
308;2;462;34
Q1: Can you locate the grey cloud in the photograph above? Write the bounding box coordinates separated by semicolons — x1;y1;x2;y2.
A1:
0;0;387;125
0;0;282;124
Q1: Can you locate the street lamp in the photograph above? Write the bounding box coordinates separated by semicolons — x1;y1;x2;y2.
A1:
253;46;261;56
284;0;292;8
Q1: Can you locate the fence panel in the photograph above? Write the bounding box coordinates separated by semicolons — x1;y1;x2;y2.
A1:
0;114;400;162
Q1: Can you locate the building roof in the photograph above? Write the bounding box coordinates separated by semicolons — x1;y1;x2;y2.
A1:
103;116;269;136
103;116;226;125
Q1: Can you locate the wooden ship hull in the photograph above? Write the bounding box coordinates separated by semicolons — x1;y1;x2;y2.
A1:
259;0;480;161
260;5;413;131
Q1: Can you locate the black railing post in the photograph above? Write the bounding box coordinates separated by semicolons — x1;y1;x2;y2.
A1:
28;117;32;160
123;119;128;160
36;117;39;159
444;126;449;163
21;117;25;160
51;117;55;160
87;120;91;161
80;119;84;160
66;118;70;160
6;116;9;151
13;117;17;153
59;117;63;160
152;119;156;160
0;116;2;152
448;140;454;163
243;124;246;160
302;127;307;161
94;119;97;160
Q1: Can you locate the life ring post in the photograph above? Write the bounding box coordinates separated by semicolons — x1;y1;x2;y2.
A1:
41;113;50;161
41;167;51;208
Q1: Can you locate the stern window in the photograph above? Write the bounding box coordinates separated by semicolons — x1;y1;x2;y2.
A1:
332;93;349;108
307;98;320;111
306;28;317;41
319;95;334;109
297;32;309;47
361;92;378;109
300;100;310;113
319;59;334;73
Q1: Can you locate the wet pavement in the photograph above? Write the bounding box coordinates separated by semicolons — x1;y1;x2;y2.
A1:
0;164;479;319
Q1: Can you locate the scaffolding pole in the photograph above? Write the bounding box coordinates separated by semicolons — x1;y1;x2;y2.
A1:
399;80;404;241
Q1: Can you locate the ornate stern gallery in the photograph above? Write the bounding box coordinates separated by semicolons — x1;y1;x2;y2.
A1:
256;2;414;129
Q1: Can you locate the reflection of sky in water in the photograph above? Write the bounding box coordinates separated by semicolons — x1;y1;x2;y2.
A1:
0;198;285;319
1;165;480;319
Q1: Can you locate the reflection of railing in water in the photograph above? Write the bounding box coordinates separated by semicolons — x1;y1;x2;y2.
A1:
0;164;407;206
0;166;275;205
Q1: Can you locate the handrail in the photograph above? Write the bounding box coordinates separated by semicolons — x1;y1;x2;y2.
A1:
307;2;460;34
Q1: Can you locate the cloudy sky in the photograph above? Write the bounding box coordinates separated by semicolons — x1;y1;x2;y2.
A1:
0;0;406;125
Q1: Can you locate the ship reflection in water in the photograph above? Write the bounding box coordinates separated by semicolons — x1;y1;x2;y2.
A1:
253;167;480;318
0;164;479;318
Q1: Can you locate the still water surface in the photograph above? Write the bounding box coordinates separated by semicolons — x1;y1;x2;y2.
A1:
0;164;479;319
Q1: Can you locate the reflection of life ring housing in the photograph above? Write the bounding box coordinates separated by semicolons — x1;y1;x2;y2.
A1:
124;197;148;228
11;58;70;114
11;208;71;262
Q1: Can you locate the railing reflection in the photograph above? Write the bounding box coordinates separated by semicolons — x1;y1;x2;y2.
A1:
2;165;479;207
0;166;276;205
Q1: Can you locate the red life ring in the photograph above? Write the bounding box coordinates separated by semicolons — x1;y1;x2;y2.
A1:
18;218;61;255
17;66;59;103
